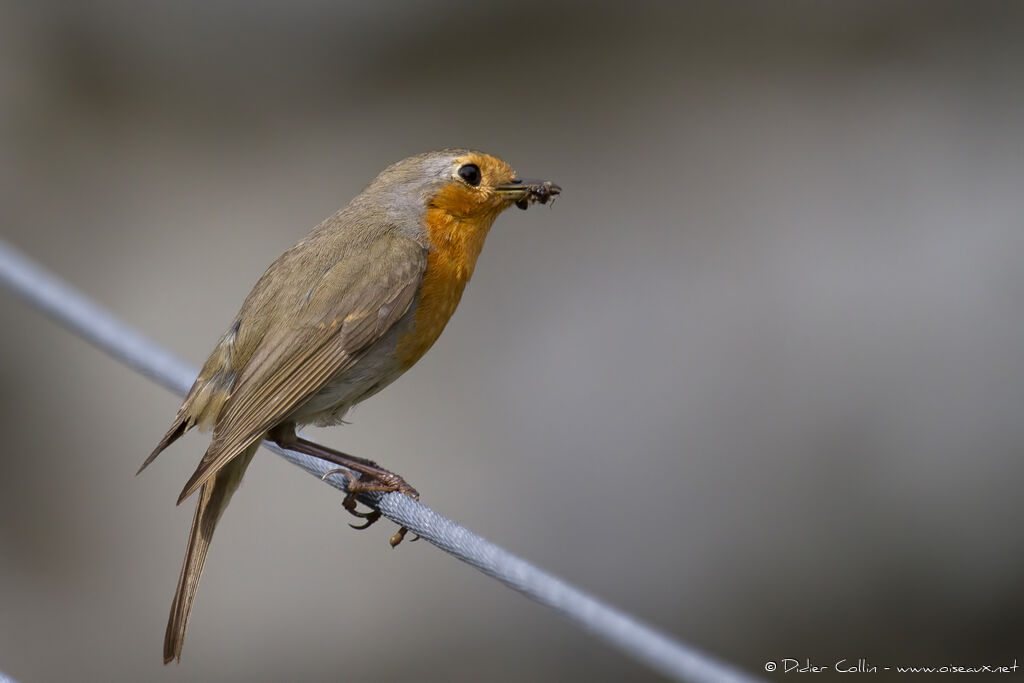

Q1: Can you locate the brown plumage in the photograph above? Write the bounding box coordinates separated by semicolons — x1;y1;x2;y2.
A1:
139;149;559;663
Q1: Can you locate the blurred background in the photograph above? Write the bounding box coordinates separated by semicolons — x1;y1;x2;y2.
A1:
2;1;1023;681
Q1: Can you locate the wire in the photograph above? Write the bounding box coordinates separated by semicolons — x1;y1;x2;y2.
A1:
0;239;759;683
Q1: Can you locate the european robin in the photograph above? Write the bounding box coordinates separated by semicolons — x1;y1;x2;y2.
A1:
138;149;559;663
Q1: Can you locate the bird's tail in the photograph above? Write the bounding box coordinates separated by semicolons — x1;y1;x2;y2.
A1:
163;440;259;664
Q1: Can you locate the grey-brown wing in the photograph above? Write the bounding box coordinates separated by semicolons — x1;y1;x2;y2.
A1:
176;236;425;502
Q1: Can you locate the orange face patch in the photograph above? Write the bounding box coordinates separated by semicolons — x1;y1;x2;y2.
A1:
426;152;518;218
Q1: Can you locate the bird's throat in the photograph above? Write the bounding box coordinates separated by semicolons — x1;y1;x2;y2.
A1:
394;204;497;369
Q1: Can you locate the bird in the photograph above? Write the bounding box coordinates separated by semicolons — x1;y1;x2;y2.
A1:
138;149;560;663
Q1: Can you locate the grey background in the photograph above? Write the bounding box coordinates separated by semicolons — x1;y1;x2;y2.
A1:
2;2;1023;681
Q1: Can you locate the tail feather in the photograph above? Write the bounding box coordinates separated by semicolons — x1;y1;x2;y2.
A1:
163;441;258;664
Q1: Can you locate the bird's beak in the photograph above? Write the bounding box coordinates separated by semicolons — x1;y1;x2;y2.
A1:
495;178;562;210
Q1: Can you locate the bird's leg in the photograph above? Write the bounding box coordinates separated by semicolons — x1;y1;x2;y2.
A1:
268;424;420;498
268;424;418;547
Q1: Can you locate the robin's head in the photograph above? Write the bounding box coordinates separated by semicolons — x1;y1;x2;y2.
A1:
357;149;559;240
420;149;560;218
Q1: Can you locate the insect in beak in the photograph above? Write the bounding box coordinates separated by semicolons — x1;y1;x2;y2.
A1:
495;178;561;210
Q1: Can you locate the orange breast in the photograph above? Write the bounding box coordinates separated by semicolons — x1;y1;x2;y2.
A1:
394;185;500;369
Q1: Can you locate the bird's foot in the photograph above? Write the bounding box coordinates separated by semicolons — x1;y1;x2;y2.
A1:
322;468;420;547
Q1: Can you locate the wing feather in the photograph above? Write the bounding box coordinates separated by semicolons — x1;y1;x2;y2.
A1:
176;236;425;503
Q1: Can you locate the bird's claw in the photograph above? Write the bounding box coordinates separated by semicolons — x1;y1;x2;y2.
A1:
342;491;376;518
329;471;419;547
349;510;382;530
391;527;419;547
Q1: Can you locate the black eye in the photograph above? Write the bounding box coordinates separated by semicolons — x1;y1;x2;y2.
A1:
457;163;482;187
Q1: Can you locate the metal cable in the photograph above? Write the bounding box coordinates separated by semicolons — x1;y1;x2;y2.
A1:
0;239;759;683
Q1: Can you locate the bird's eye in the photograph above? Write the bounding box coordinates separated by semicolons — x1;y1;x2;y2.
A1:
457;163;482;187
